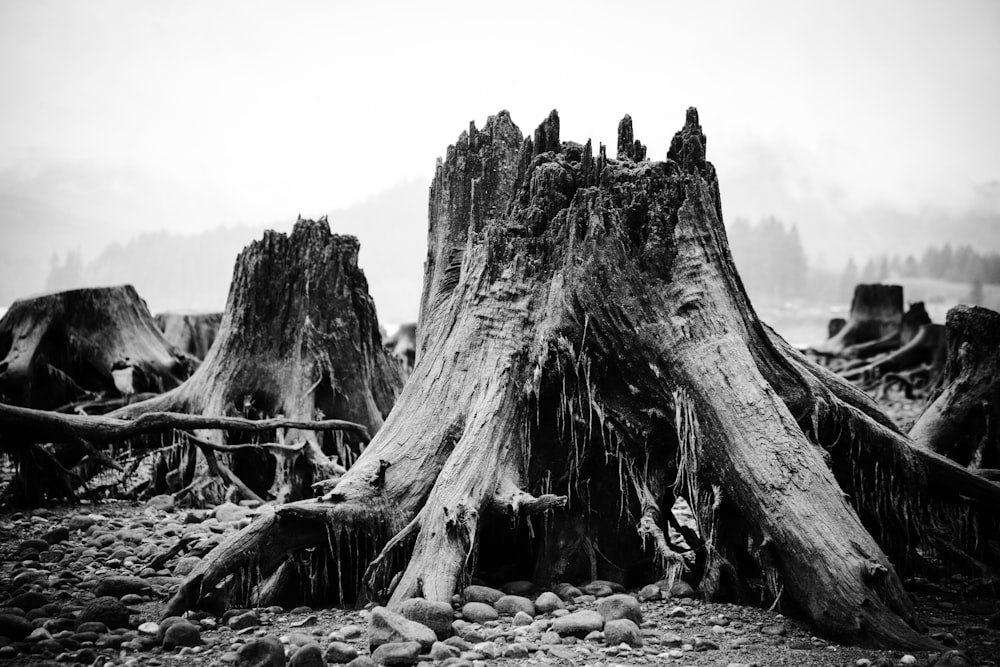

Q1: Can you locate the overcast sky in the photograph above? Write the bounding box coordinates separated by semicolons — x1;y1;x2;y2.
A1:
1;0;998;266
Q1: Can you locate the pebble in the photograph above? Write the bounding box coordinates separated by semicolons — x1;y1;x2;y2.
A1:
0;613;34;640
368;606;436;650
288;643;324;667
77;596;130;629
325;641;358;663
462;585;503;604
236;635;286;667
533;591;563;613
397;597;453;639
604;618;643;647
162;620;202;650
430;640;460;660
597;593;643;625
229;610;261;630
551;610;605;637
370;640;421;665
460;602;497;623
494;595;534;617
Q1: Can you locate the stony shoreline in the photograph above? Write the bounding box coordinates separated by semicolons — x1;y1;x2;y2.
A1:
0;500;996;667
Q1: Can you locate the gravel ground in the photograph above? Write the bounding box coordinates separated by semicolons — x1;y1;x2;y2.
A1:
0;499;997;667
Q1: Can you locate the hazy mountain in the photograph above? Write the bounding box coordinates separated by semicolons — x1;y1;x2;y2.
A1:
34;178;430;328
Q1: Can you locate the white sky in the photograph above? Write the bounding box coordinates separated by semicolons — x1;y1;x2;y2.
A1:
1;0;998;253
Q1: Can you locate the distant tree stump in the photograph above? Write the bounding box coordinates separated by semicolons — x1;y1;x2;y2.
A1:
156;312;222;360
0;286;193;409
820;284;903;357
116;219;405;504
910;305;1000;467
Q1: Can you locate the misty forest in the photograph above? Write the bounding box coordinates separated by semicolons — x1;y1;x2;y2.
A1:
1;105;998;667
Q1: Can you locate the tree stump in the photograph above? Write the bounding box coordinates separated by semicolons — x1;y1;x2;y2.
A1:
163;109;999;648
910;305;1000;467
115;219;405;503
0;285;193;409
820;284;904;357
156;312;222;360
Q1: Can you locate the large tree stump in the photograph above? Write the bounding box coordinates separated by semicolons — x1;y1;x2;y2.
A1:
0;285;193;409
156;312;222;360
819;284;904;357
0;285;195;502
164;109;1000;648
910;305;1000;468
114;219;405;503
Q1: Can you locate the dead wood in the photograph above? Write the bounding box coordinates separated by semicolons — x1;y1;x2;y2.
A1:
162;109;999;649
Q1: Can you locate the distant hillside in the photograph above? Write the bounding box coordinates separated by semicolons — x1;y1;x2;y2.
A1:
39;179;430;324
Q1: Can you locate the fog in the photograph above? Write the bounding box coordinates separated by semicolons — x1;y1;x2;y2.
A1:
1;0;998;328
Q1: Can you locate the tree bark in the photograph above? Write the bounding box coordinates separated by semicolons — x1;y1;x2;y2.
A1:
164;109;999;649
109;219;404;503
910;305;1000;467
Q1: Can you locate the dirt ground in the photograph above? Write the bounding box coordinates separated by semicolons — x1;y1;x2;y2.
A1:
0;394;997;667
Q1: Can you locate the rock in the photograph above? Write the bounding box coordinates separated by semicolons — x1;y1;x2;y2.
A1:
900;656;916;666
325;641;359;663
16;538;50;553
501;642;529;658
462;585;503;604
637;584;661;601
789;639;813;650
553;583;582;601
162;620;202;650
41;526;70;544
494;595;534;617
10;569;46;587
146;494;176;511
76;620;109;634
157;616;188;643
236;636;287;667
551;610;604;637
694;638;719;651
173;556;202;576
430;641;460;660
596;593;642;625
540;630;561;644
214;501;250;523
667;579;697;598
928;650;976;667
5;591;50;611
761;624;786;636
368;606;436;650
397;598;453;639
512;611;533;626
77;596;130;629
94;575;153;598
580;581;614;597
138;621;159;636
68;514;99;531
660;631;683;647
603;618;642;647
370;640;421;666
460;602;498;623
289;643;324;667
229;610;261;630
534;591;564;614
345;658;377;667
500;580;534;596
0;613;33;640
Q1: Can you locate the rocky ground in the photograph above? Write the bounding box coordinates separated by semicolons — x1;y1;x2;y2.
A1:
0;496;996;667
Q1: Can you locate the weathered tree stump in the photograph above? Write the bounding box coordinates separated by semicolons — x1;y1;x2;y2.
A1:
114;219;405;503
0;285;193;409
819;284;904;357
156;312;222;360
910;305;1000;468
163;109;999;648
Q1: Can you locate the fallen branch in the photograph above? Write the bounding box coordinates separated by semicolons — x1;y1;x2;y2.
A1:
0;402;370;446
